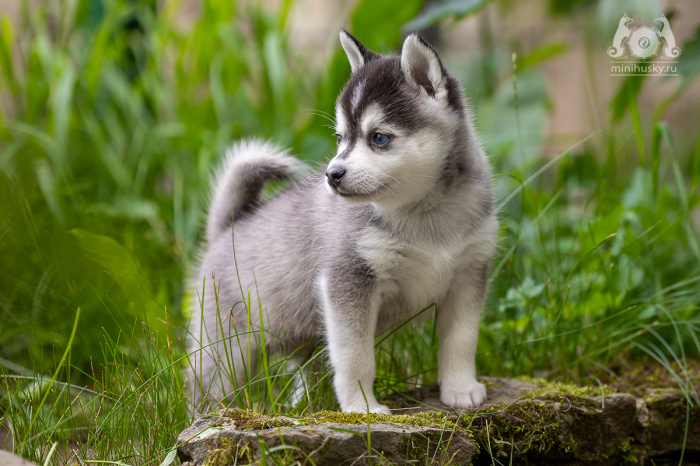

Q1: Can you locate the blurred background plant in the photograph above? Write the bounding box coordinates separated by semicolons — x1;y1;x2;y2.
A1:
0;0;699;464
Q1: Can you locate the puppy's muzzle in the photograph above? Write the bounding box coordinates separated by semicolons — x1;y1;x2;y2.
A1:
326;166;346;188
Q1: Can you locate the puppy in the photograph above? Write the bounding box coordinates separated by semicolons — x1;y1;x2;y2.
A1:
186;30;498;414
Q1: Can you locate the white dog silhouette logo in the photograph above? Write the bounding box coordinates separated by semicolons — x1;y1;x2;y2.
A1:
608;14;681;60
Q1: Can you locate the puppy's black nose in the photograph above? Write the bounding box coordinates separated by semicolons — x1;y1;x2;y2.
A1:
326;166;346;188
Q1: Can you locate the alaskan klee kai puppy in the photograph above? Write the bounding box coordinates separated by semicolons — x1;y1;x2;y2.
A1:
186;30;498;414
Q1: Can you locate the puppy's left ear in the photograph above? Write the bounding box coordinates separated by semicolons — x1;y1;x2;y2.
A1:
401;34;447;100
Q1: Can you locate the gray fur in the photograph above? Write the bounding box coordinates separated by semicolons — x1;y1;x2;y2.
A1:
205;139;303;244
185;32;498;414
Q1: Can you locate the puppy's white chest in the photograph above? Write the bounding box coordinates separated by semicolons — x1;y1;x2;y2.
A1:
358;228;457;309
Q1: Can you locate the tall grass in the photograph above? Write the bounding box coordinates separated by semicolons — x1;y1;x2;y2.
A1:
1;0;699;465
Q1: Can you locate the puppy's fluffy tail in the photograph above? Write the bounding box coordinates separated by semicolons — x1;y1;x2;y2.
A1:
206;139;303;244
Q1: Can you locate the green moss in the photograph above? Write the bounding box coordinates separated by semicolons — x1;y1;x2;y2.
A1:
211;376;695;464
466;391;607;461
519;376;616;398
643;387;683;404
605;363;700;397
403;429;456;462
617;437;642;464
492;399;562;453
299;410;463;430
483;379;498;393
217;407;465;436
645;389;700;442
218;408;294;430
202;437;255;466
211;380;614;463
531;391;603;412
300;410;393;426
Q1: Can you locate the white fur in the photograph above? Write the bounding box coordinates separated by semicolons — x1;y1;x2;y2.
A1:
327;103;457;210
359;103;386;134
351;79;365;112
319;275;391;414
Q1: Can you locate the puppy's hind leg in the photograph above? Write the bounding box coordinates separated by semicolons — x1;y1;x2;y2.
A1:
282;341;316;407
186;335;259;413
287;356;310;407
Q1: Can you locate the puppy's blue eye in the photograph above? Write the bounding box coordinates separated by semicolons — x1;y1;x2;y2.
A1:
334;133;342;145
372;133;390;146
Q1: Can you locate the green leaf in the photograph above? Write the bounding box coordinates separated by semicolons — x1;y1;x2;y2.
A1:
610;75;645;122
401;0;491;33
352;0;423;52
0;17;18;94
51;64;76;154
518;43;569;71
596;0;663;37
158;448;177;466
678;27;700;83
69;229;150;294
263;30;285;102
34;159;63;222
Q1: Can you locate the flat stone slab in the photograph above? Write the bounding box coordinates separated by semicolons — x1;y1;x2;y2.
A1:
0;451;39;466
177;377;700;465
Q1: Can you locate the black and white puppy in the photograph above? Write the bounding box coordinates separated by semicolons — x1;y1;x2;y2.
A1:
186;30;498;414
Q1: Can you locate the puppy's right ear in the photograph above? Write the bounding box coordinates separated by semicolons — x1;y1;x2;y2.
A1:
340;29;378;73
401;33;447;100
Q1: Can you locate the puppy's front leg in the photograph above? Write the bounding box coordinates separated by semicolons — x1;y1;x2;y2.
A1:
320;275;390;414
437;264;489;409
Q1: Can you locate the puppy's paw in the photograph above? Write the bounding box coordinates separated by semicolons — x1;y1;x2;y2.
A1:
370;404;392;415
342;403;392;415
440;382;487;409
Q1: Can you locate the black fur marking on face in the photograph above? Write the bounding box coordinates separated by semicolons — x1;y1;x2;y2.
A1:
336;140;356;160
339;57;428;137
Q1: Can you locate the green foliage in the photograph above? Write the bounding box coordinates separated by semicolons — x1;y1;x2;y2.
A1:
518;43;569;71
0;0;325;379
678;27;700;83
402;0;492;33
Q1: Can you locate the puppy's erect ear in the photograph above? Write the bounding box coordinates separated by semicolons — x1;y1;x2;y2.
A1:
340;29;379;73
400;34;447;100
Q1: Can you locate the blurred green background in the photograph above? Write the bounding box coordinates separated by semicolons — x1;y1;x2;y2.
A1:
1;0;699;463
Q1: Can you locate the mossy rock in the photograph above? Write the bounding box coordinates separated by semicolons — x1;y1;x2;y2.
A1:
177;377;700;465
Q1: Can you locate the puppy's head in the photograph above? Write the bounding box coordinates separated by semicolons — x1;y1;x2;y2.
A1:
325;30;468;210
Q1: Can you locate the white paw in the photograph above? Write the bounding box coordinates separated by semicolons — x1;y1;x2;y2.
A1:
342;403;391;415
440;382;487;409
